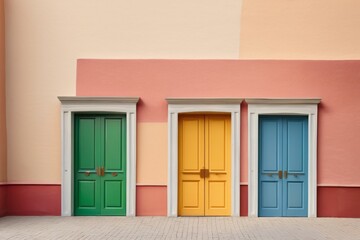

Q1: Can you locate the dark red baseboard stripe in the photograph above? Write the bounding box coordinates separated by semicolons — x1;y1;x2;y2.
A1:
240;185;248;216
6;184;61;216
1;184;359;217
0;185;6;216
318;186;360;218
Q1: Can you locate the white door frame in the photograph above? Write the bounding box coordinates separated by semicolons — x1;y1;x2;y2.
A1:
246;98;321;218
166;98;243;217
58;96;139;216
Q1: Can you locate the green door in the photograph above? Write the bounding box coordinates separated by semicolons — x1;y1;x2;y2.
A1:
74;114;126;216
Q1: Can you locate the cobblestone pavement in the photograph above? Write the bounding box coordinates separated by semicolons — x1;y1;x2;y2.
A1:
0;216;359;240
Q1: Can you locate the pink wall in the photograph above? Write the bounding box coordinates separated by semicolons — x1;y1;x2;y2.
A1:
77;60;360;186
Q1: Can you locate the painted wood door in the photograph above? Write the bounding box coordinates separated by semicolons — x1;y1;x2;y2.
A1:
178;114;231;216
259;116;308;217
74;114;126;216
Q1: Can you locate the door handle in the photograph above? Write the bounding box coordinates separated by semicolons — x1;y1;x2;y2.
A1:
96;167;105;176
200;169;205;178
278;170;282;179
200;169;210;178
204;169;209;178
284;170;288;179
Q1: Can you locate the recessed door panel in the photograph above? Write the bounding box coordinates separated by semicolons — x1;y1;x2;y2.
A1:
260;120;279;172
207;181;226;208
104;181;122;208
78;180;97;208
78;118;97;170
287;121;304;172
287;182;304;209
260;181;281;216
182;180;202;209
182;118;203;171
207;118;226;171
104;118;123;171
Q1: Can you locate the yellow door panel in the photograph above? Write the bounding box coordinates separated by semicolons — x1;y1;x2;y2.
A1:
178;114;231;216
178;115;205;216
205;115;231;216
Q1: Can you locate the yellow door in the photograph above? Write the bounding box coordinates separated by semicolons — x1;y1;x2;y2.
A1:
178;114;231;216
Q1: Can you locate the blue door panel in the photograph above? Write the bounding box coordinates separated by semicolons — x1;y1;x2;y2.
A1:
287;121;304;172
287;182;304;208
261;120;280;172
259;116;308;217
259;181;282;216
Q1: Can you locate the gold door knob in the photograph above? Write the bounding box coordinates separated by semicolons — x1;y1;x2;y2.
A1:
200;169;205;178
205;169;209;178
278;170;283;179
200;169;209;178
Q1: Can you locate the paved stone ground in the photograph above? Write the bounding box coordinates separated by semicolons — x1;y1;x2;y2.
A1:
0;216;359;240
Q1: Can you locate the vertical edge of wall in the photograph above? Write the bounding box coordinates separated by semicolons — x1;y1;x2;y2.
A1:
317;186;360;218
0;0;7;217
6;185;61;216
0;185;5;216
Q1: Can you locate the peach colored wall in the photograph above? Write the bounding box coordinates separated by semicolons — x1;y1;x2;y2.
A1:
137;123;167;185
0;0;6;183
5;1;360;184
4;0;242;183
78;60;360;186
240;0;360;59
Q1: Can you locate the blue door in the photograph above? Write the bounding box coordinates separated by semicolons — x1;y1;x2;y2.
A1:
259;116;308;217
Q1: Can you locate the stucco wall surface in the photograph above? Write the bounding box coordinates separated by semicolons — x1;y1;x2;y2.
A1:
4;0;242;183
4;0;360;184
240;0;360;59
77;60;360;186
0;0;6;183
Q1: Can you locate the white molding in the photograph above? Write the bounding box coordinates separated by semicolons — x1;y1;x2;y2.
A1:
166;98;244;105
58;96;139;216
58;96;139;104
166;98;242;217
245;98;321;104
246;99;320;218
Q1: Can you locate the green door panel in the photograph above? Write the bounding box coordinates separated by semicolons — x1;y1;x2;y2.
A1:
74;114;126;216
104;118;123;171
78;181;96;207
78;118;97;170
101;180;126;215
